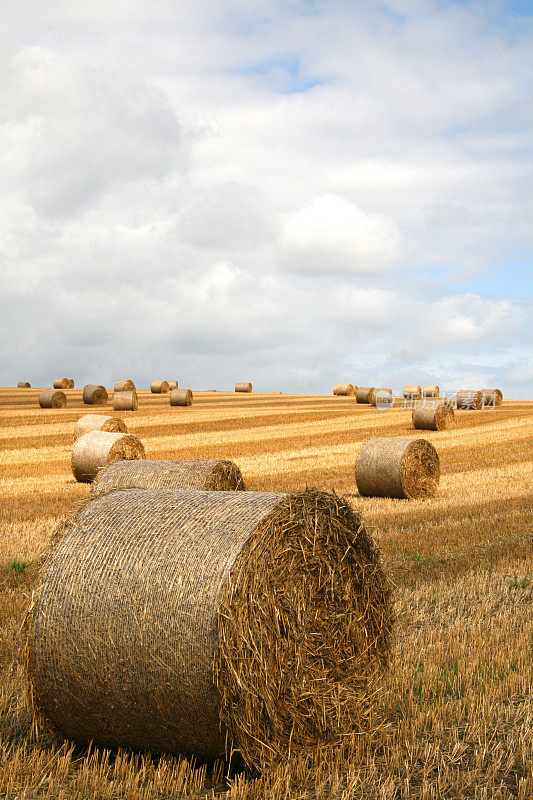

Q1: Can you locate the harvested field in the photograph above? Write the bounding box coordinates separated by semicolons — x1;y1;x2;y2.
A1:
0;387;532;798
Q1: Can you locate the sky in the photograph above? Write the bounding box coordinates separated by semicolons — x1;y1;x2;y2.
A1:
1;1;532;396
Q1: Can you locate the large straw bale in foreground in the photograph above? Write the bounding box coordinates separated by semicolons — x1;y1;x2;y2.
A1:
356;387;374;404
114;379;136;392
333;383;355;396
235;382;252;393
71;430;145;483
17;381;31;388
27;489;392;769
481;388;503;407
92;459;245;495
456;390;483;410
113;391;138;411
83;384;108;406
74;414;128;441
422;385;440;398
151;380;169;393
170;388;193;406
356;437;440;499
412;403;455;431
403;385;421;400
39;389;67;409
53;378;70;390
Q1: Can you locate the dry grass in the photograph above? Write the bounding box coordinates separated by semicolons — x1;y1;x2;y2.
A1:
0;388;531;798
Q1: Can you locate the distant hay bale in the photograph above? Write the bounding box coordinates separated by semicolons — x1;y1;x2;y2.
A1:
39;389;67;409
83;384;108;406
74;414;128;442
114;379;136;392
67;379;75;389
456;390;483;410
412;403;455;431
27;488;392;770
235;382;252;393
356;436;440;499
170;388;193;406
403;385;421;400
53;378;70;390
113;391;138;411
71;430;145;483
151;380;169;394
17;381;31;388
93;459;245;496
356;387;374;404
481;388;503;407
371;388;393;408
333;383;355;396
168;380;179;390
422;385;440;398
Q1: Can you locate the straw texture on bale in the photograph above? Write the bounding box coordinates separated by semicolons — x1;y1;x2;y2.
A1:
481;388;503;407
83;384;108;406
53;378;70;390
235;382;252;393
71;430;145;483
113;390;138;411
422;385;440;398
356;436;440;499
456;390;483;410
114;379;136;392
355;387;374;404
74;414;128;442
333;383;355;397
371;388;393;408
92;459;245;496
151;380;170;393
17;381;31;388
412;403;455;431
39;389;67;409
168;380;179;390
27;488;392;770
68;379;75;389
170;388;193;406
403;385;421;400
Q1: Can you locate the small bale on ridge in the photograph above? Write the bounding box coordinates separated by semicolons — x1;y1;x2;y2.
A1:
74;414;128;441
235;382;252;393
53;378;70;390
71;430;145;483
168;380;179;390
333;383;355;397
92;458;245;495
481;388;503;407
422;385;439;398
403;385;421;400
39;389;67;409
114;379;136;392
356;387;374;404
412;403;455;431
356;436;440;499
151;380;169;394
370;388;393;408
113;391;138;411
456;390;483;410
17;381;31;388
170;388;193;406
83;384;108;406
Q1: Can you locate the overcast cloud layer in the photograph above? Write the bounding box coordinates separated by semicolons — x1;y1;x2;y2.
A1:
1;1;532;396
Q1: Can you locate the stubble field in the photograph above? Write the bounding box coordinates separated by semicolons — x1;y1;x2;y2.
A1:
0;387;531;799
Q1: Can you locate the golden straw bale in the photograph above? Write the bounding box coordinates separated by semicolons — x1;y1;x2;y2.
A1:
355;387;374;404
456;390;483;410
403;385;421;399
370;388;393;408
422;385;440;398
333;383;355;396
82;384;108;406
170;388;193;406
235;382;252;393
481;388;503;407
151;380;169;393
39;389;67;409
74;414;128;442
113;391;138;411
53;378;70;390
27;488;392;770
412;402;455;431
356;436;440;499
71;430;145;483
68;379;75;389
17;381;31;388
168;380;179;390
114;379;136;392
92;459;245;495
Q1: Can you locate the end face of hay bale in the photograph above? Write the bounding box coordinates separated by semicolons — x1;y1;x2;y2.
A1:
113;390;138;411
71;430;145;482
333;383;355;396
167;380;179;390
169;388;193;407
456;390;483;410
74;414;128;441
17;381;31;388
422;385;439;398
92;458;246;496
114;379;136;392
412;403;455;431
27;488;392;769
481;388;503;407
53;378;70;390
355;387;374;404
83;384;109;406
403;385;421;399
235;382;252;393
356;436;440;499
39;389;67;409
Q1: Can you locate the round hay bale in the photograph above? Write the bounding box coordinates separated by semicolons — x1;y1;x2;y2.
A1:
355;387;374;404
333;383;355;397
68;379;75;389
456;390;483;410
39;389;67;409
71;430;145;483
412;403;455;431
113;391;138;411
168;380;179;390
170;388;193;406
235;382;252;393
27;488;392;769
74;414;128;442
403;385;421;400
422;385;439;398
371;388;393;409
355;436;440;499
53;378;70;390
83;384;108;406
93;459;245;496
114;379;136;392
481;388;503;407
151;380;169;394
17;381;31;388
